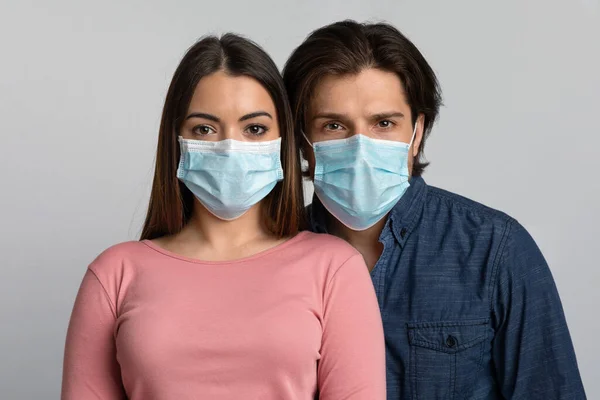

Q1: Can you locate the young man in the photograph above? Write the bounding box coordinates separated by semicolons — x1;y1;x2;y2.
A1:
283;20;586;399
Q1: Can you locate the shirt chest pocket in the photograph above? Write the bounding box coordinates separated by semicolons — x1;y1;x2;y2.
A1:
407;319;491;400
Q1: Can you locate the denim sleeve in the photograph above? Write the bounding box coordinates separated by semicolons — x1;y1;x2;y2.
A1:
492;220;586;399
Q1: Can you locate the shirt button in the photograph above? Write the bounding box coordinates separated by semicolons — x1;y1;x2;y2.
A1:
400;228;407;238
446;335;457;348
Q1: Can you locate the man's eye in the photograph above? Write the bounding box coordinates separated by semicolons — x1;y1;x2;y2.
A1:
378;120;393;128
325;123;342;131
193;125;215;135
245;125;268;136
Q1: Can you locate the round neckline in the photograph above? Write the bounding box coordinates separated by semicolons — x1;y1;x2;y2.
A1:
141;231;310;265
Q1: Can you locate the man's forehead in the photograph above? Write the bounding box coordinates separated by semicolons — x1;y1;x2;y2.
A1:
308;69;409;113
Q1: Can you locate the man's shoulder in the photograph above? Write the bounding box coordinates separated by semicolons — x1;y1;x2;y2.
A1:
424;184;514;226
423;184;543;265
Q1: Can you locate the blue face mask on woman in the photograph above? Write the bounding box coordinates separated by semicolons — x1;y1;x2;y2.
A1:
177;136;283;220
307;124;417;231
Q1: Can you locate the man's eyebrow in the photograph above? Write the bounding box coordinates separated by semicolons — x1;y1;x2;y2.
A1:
185;112;219;122
311;112;405;121
311;112;350;121
370;111;405;120
239;111;272;122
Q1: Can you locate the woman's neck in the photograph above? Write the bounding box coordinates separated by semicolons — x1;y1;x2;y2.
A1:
156;201;285;261
189;203;269;245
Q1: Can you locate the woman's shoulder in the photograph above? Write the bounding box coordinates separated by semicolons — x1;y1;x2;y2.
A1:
290;232;369;290
87;240;150;278
291;231;362;264
92;240;148;261
295;231;358;251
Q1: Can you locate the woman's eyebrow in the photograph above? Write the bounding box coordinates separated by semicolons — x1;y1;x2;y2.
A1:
239;111;272;121
185;112;220;122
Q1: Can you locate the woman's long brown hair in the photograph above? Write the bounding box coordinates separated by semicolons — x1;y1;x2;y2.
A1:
140;34;306;241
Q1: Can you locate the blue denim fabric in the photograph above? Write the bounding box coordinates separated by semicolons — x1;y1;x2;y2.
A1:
308;177;586;399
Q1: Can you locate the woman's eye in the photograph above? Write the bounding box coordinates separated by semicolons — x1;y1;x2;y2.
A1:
377;120;393;128
325;123;342;131
193;125;215;135
245;125;267;136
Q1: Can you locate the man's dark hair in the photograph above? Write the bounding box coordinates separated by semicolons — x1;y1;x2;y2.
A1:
283;20;442;176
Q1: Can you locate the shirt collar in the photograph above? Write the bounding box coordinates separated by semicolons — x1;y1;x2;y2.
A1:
387;176;427;245
307;176;428;246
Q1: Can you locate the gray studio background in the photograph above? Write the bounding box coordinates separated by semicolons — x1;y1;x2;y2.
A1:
1;0;598;398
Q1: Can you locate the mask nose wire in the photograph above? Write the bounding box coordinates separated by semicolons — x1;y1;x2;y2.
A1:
303;123;417;149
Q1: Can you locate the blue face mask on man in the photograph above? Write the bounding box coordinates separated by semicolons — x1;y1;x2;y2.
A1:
177;136;283;220
306;124;417;231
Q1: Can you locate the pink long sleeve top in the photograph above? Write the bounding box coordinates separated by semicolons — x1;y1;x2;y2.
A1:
62;231;386;399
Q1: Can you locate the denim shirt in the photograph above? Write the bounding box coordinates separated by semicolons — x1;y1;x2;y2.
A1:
308;177;586;399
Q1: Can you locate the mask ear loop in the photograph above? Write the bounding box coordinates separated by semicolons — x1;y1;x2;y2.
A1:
408;121;418;149
301;131;314;149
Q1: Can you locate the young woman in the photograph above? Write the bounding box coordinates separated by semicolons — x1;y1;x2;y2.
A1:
61;34;385;399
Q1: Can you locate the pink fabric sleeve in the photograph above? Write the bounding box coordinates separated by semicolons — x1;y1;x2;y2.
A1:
61;269;126;400
318;254;387;399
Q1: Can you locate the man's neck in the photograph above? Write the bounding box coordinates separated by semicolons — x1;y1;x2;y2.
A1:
328;214;387;272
